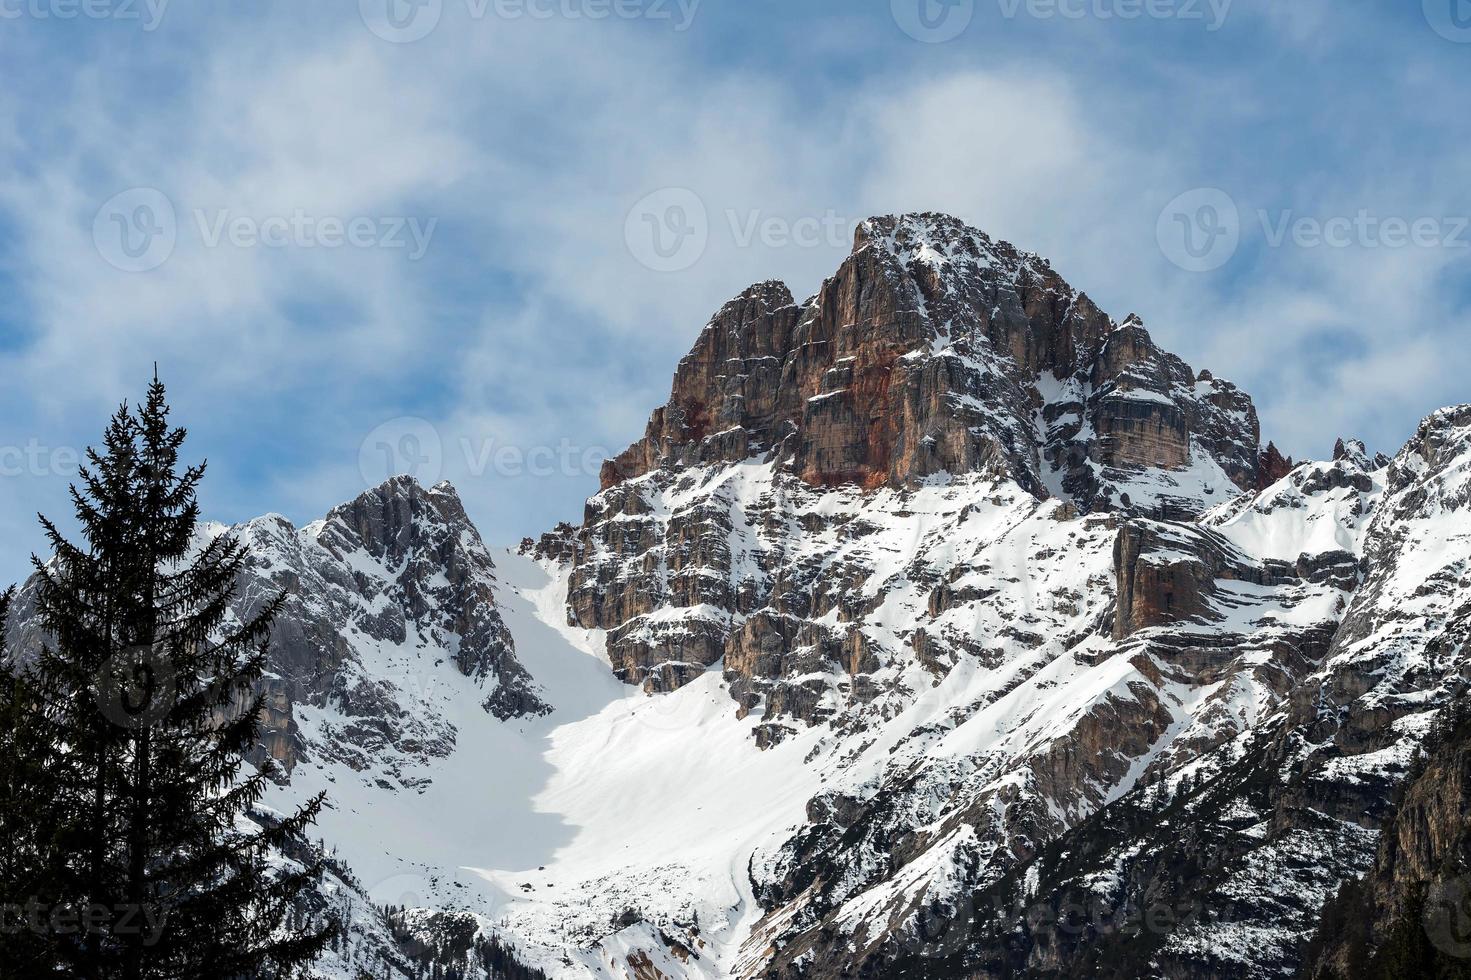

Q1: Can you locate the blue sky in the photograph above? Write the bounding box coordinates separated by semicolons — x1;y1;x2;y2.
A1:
1;0;1468;586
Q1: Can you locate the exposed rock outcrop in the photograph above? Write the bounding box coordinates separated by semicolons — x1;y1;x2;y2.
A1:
1301;699;1471;978
521;215;1418;979
600;215;1268;506
554;213;1281;695
234;476;549;776
1257;440;1296;489
1112;520;1276;640
923;406;1471;979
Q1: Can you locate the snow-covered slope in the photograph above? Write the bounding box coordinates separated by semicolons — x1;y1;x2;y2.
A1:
456;214;1358;976
216;476;549;787
254;433;1399;979
950;414;1471;979
253;541;823;979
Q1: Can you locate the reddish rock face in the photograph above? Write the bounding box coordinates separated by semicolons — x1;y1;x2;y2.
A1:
602;213;1270;509
600;279;804;491
1256;440;1296;489
1111;518;1283;641
559;214;1288;693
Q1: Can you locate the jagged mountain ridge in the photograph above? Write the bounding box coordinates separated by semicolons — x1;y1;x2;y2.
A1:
6;475;550;791
953;408;1471;979
5;212;1459;979
218;215;1443;979
600;213;1271;507
554;213;1282;697
225;475;552;780
505;213;1404;977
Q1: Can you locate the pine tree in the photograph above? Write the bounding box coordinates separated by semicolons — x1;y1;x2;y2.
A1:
21;402;142;979
25;376;332;979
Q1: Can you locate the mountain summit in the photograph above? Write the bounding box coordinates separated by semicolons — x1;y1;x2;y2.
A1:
603;212;1268;515
555;213;1277;698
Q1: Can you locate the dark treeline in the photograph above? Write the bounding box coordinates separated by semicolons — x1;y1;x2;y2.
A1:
380;907;551;980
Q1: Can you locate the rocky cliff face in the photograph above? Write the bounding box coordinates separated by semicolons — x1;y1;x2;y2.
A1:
929;411;1471;979
1300;700;1471;978
227;475;550;781
517;214;1424;978
6;475;549;783
602;213;1264;505
740;443;1378;980
560;213;1272;697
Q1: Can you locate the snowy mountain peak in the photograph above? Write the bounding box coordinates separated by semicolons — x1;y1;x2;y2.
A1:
855;211;1054;275
200;256;1461;979
22;218;1466;980
213;475;551;782
1398;402;1471;482
602;214;1268;516
568;219;1285;728
317;474;472;556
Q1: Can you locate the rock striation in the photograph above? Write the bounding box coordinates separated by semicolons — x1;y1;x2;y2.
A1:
557;213;1276;696
935;410;1471;979
522;214;1425;978
601;214;1265;506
